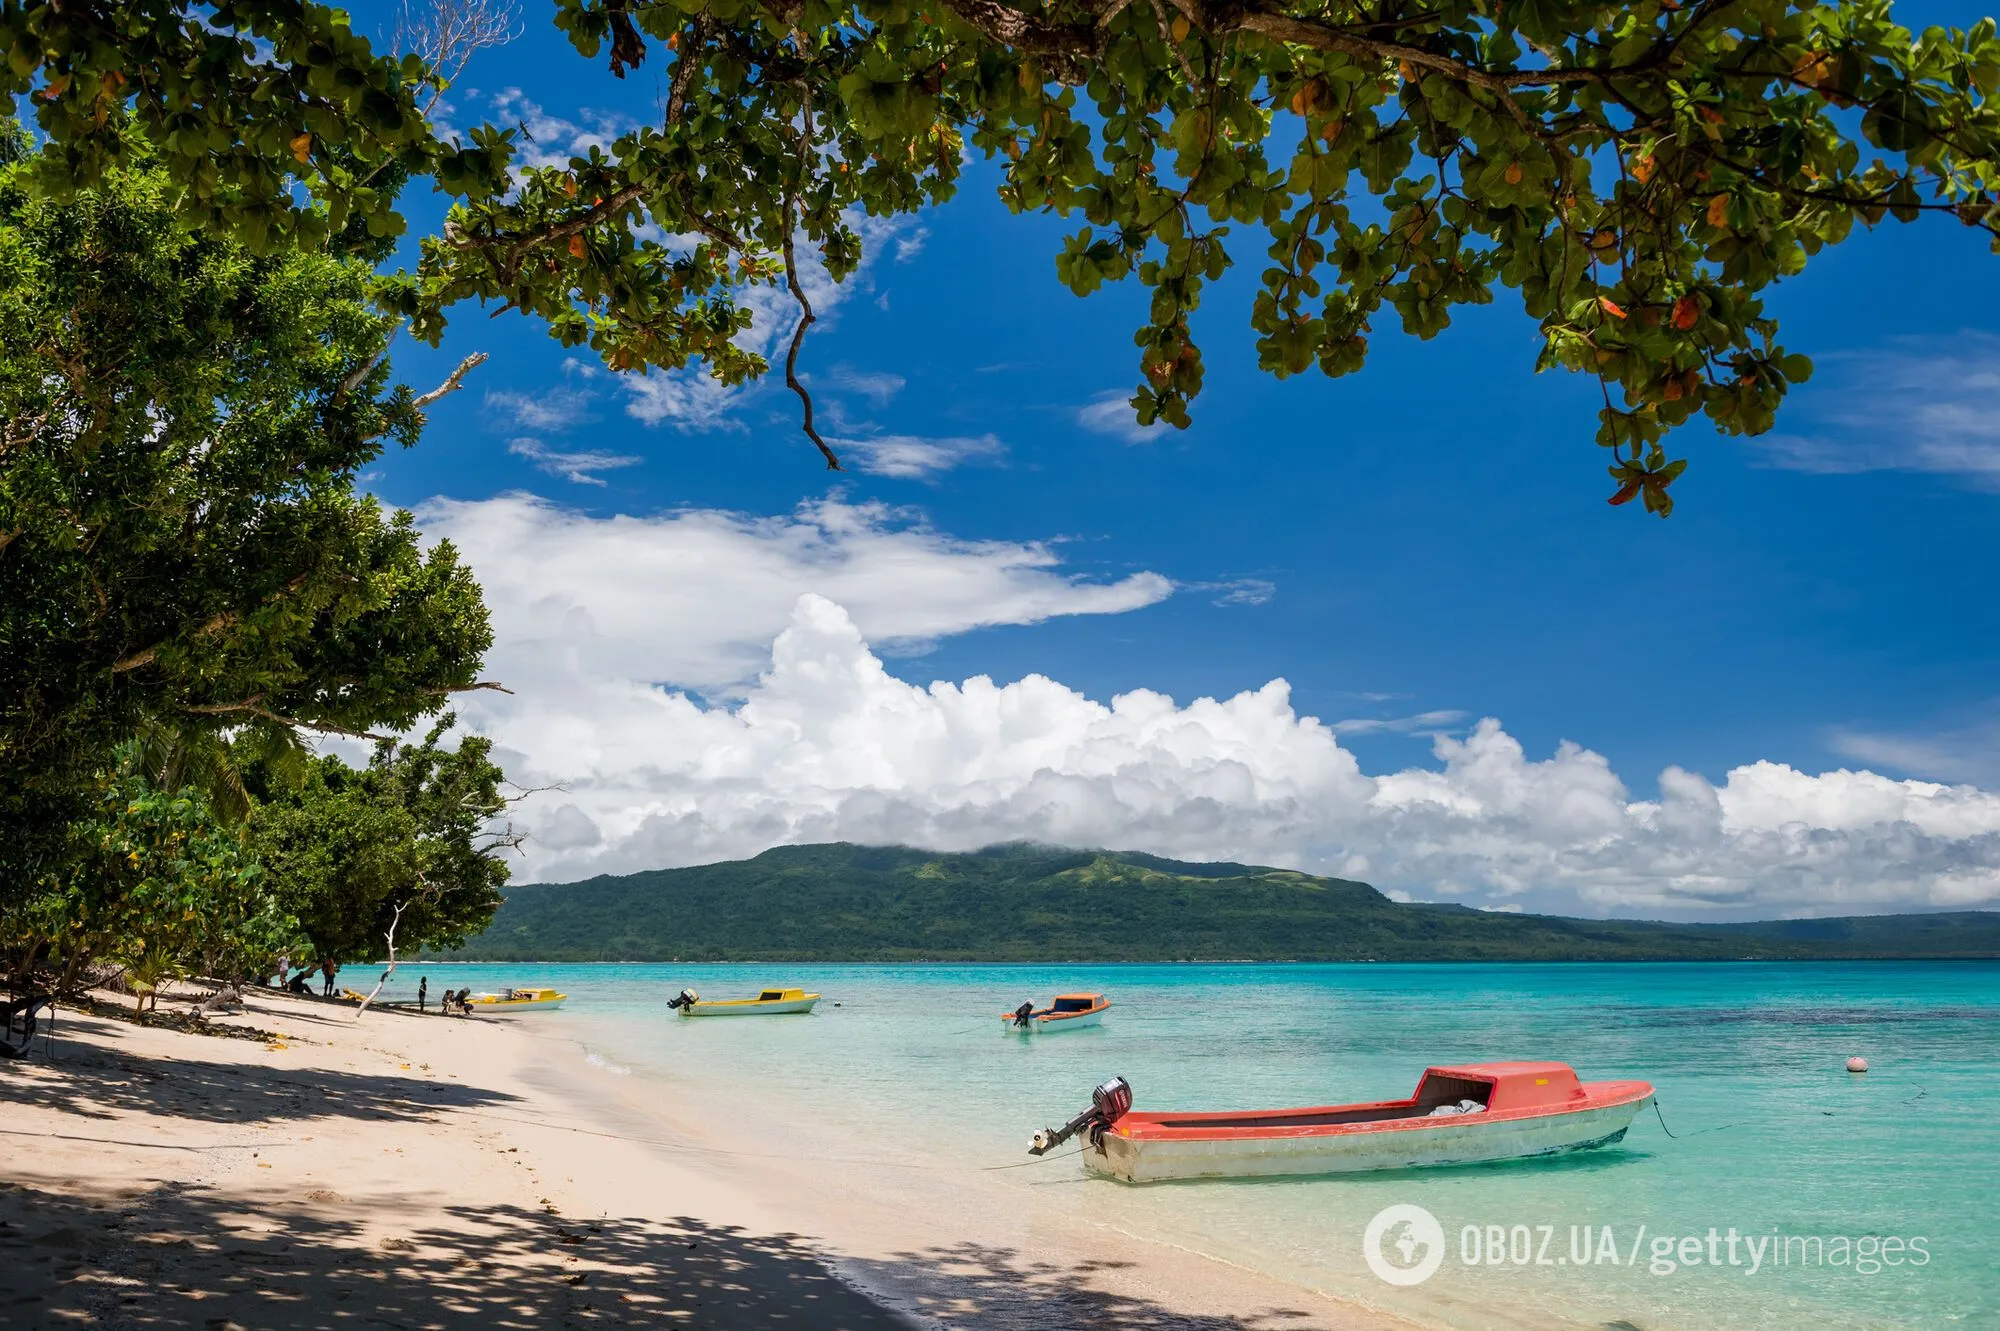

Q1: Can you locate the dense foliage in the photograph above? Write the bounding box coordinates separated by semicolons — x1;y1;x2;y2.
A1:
10;0;2000;499
447;843;2000;961
0;147;492;895
9;770;279;999
3;725;514;997
247;722;514;968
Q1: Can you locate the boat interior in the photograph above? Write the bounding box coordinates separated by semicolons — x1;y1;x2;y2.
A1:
1050;995;1103;1013
1145;1073;1495;1130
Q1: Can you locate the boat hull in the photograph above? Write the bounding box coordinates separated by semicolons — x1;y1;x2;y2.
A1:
681;997;819;1016
467;998;565;1013
1085;1095;1651;1182
1003;1009;1105;1032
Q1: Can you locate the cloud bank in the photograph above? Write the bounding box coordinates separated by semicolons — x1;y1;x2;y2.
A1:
424;499;2000;918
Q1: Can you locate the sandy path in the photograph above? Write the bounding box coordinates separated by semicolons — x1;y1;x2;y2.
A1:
0;989;1423;1330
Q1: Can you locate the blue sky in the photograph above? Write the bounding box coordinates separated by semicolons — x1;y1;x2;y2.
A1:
348;0;2000;916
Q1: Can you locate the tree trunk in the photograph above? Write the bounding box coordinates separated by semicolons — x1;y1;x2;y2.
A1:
55;947;90;997
353;900;408;1018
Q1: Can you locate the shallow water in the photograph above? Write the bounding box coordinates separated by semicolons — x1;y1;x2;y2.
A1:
396;961;2000;1329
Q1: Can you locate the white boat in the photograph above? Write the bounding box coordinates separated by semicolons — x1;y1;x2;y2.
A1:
1030;1062;1654;1183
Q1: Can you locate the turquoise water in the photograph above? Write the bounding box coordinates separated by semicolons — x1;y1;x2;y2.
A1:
399;962;2000;1329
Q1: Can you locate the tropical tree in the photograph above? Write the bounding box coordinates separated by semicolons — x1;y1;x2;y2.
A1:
247;720;516;1006
9;769;281;1000
0;141;495;900
8;0;2000;501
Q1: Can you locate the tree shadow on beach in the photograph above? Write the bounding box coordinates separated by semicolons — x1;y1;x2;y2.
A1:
1;1181;916;1331
850;1240;1325;1330
3;1180;1348;1331
0;1007;518;1127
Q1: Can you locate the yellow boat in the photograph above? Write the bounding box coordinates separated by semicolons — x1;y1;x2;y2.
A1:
464;987;567;1013
668;986;819;1016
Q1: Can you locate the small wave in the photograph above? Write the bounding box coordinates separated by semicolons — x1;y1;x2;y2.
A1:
585;1051;632;1076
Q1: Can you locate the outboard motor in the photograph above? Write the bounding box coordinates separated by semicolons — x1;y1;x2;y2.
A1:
1012;1000;1036;1029
1029;1076;1133;1155
667;989;699;1010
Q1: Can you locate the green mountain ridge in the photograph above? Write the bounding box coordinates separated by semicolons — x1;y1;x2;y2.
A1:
441;843;2000;963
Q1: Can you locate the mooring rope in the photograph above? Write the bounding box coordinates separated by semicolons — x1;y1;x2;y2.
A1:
1652;1096;1743;1140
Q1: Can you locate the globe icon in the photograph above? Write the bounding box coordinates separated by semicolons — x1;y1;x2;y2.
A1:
1385;1219;1431;1268
1363;1203;1446;1286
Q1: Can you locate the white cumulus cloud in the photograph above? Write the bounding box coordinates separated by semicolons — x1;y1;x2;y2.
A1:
426;501;2000;919
420;494;1173;695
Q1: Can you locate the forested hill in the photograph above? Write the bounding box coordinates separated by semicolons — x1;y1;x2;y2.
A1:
442;844;2000;963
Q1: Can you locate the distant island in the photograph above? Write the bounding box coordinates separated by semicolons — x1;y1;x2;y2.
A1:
437;843;2000;963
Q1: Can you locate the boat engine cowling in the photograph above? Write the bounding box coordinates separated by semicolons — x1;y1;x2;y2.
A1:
1093;1074;1133;1123
668;988;699;1010
1029;1076;1133;1155
1012;1000;1035;1028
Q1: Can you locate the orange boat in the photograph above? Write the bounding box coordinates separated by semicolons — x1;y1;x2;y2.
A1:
1002;992;1110;1032
1029;1062;1654;1181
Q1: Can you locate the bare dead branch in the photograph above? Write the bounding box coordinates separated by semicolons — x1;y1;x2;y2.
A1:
354;895;414;1017
411;351;491;412
395;0;523;112
335;323;401;403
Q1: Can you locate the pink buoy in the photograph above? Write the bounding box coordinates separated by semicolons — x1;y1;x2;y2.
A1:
1847;1056;1870;1073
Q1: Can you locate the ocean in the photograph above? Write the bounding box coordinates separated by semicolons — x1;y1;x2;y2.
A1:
391;960;2000;1329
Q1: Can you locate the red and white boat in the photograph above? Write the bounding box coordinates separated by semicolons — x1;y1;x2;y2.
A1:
1002;992;1110;1032
1030;1062;1654;1182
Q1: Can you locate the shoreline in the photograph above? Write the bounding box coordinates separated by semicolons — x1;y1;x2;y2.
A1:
0;987;1428;1330
411;955;2000;966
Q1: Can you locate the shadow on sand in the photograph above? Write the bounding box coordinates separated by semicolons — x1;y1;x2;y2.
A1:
1;1181;914;1330
0;1008;517;1126
2;1184;1345;1330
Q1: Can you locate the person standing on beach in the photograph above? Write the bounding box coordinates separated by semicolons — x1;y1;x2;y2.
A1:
321;960;337;997
418;977;429;1011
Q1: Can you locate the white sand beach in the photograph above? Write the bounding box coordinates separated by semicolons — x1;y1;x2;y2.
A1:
0;988;1428;1330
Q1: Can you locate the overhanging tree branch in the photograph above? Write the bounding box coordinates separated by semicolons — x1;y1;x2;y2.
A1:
780;88;842;472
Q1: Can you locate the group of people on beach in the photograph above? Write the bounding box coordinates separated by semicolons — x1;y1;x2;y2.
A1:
254;960;490;1015
416;977;477;1015
268;957;340;996
254;962;478;1015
